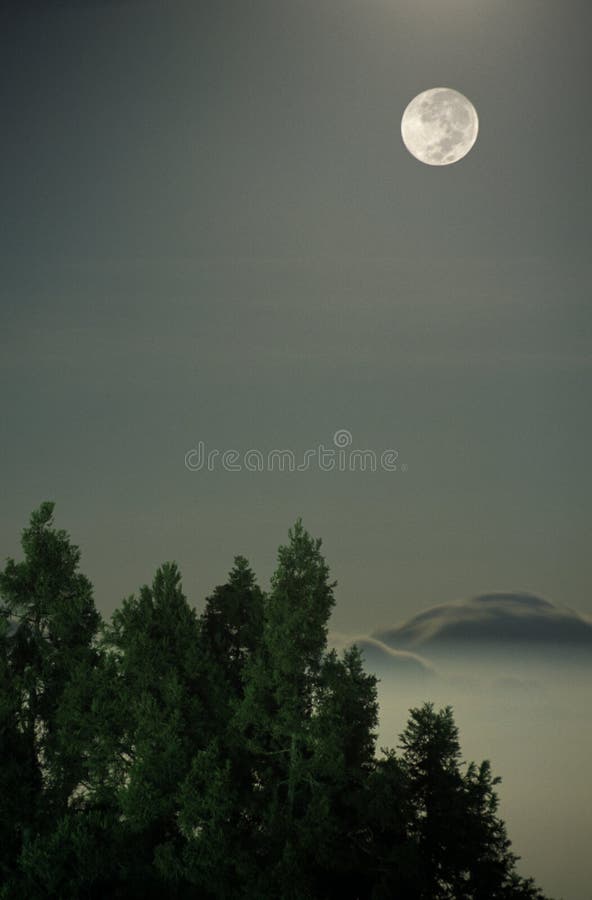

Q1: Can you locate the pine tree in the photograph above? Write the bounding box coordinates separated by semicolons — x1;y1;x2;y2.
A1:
0;502;102;896
105;561;206;897
398;703;552;900
301;645;380;898
362;746;422;900
461;758;550;900
236;520;337;894
199;555;264;730
0;614;41;888
399;703;466;897
0;508;556;900
0;502;101;808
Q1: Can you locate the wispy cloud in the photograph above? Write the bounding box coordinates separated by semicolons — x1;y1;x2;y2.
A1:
329;631;436;679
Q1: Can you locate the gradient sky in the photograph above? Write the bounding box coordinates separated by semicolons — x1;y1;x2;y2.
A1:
1;0;591;633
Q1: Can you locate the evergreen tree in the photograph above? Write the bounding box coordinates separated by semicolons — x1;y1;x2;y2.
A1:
0;502;100;809
300;645;380;899
398;703;552;900
199;555;264;731
363;746;422;899
0;502;102;897
0;506;556;900
153;556;265;896
236;519;337;895
104;561;205;897
399;703;466;897
461;758;549;900
0;614;41;888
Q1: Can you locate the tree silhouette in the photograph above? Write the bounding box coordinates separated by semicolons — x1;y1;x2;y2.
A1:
0;505;555;899
398;703;550;900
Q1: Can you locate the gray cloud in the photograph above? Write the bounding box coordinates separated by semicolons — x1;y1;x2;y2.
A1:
373;593;592;657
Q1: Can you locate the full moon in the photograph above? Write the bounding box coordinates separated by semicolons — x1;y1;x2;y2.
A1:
401;87;479;166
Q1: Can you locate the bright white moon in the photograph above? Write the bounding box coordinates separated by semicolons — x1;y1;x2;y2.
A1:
401;87;479;166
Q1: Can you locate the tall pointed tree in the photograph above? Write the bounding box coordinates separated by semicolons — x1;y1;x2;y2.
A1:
105;561;205;896
0;502;100;813
164;557;265;897
302;644;380;898
233;520;339;896
398;703;551;900
0;503;104;897
199;555;264;730
399;703;466;897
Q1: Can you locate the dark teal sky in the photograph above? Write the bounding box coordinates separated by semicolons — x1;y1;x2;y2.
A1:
1;0;590;632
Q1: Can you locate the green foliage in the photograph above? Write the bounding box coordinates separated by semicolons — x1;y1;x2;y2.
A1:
199;555;264;732
265;518;336;725
102;562;207;892
3;809;119;900
0;506;554;899
0;500;100;767
0;502;102;894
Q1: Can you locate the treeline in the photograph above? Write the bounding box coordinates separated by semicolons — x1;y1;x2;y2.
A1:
0;503;551;899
